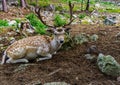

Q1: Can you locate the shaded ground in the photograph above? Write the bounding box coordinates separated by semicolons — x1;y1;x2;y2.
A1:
0;7;31;20
0;24;120;85
0;5;120;85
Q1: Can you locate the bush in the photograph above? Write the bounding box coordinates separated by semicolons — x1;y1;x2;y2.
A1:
26;13;47;34
0;20;8;27
54;14;67;27
78;13;86;19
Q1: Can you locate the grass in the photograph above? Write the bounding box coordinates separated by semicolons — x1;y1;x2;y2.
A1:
26;0;120;13
0;20;8;27
26;13;47;34
54;14;67;27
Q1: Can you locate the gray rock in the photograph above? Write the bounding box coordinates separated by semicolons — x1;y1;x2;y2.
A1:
14;64;29;72
97;53;120;77
90;34;99;41
84;54;96;60
117;3;120;6
103;16;116;25
44;82;70;85
115;32;120;40
74;33;89;44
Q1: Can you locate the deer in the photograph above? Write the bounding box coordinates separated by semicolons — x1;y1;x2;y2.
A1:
1;1;74;64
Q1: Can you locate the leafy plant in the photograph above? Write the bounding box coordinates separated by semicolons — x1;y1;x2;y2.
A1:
55;5;64;12
0;19;8;27
26;13;47;34
78;13;86;19
54;14;67;27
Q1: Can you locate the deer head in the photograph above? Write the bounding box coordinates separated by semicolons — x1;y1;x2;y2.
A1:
35;1;74;44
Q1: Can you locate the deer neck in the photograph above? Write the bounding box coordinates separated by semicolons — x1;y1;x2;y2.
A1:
50;36;62;54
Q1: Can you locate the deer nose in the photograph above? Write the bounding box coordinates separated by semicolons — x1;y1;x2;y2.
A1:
60;40;64;44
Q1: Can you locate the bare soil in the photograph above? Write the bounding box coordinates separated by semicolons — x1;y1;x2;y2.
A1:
0;8;120;85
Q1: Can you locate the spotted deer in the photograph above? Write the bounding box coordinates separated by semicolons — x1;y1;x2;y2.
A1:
1;2;74;64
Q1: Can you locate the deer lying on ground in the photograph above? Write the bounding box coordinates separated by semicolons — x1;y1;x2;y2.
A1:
1;2;74;64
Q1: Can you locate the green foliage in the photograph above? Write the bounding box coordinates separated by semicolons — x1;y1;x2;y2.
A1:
29;2;36;6
101;1;113;5
38;1;50;7
55;5;64;11
60;33;74;50
60;0;82;3
78;13;86;19
26;13;47;34
0;20;8;27
54;14;67;27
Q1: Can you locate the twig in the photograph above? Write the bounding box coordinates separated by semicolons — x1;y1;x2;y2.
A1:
48;68;62;76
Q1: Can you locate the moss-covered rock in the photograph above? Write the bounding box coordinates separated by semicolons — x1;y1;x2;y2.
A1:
97;53;120;77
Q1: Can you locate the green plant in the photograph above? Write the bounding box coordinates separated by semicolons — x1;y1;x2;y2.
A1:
38;1;50;7
0;19;8;27
55;5;64;11
54;14;67;26
78;13;86;19
26;13;47;34
60;33;74;50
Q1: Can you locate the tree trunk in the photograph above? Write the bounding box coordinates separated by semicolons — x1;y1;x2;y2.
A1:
20;0;27;8
85;0;90;11
2;0;8;12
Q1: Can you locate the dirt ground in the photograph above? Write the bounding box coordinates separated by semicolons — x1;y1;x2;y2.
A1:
0;8;120;85
0;24;120;85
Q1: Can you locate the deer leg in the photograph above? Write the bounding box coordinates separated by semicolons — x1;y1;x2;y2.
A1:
37;54;52;62
6;58;29;64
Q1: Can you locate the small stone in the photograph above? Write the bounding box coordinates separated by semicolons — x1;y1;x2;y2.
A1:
74;33;89;44
117;3;120;6
73;14;77;18
117;76;120;82
8;20;17;26
115;32;120;40
84;54;95;60
90;34;99;41
14;64;29;72
44;82;70;85
103;16;116;25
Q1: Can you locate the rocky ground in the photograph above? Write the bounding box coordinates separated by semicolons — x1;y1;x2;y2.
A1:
0;7;120;85
0;24;120;85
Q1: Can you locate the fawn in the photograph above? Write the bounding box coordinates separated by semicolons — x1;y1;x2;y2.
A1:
1;2;74;64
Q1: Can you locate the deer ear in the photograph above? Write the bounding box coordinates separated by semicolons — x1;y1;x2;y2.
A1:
46;28;54;33
64;28;71;32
